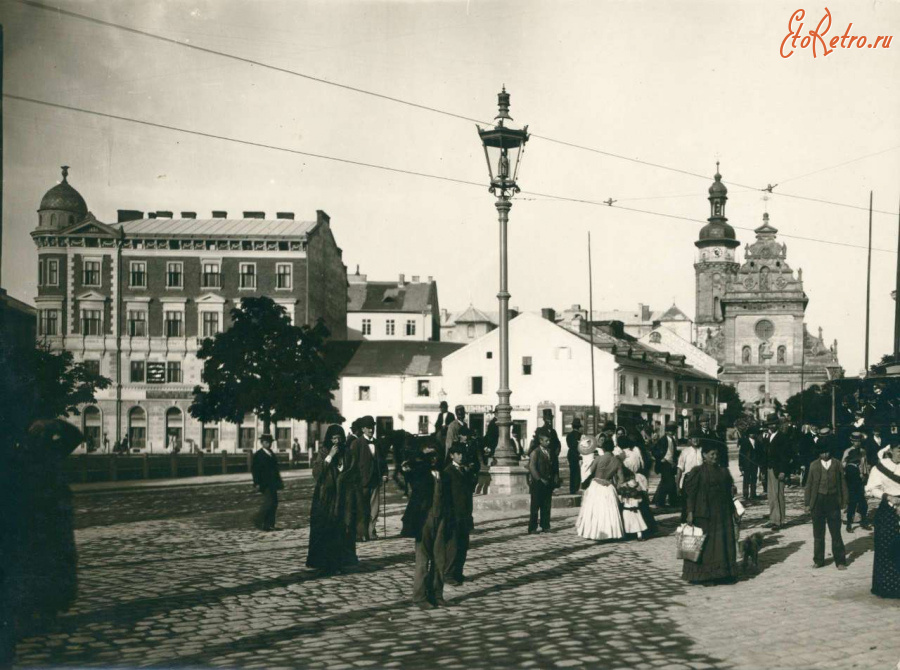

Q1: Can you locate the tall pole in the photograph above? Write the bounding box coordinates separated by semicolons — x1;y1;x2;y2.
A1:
894;194;900;360
492;196;516;464
865;190;873;371
587;231;597;435
799;328;805;425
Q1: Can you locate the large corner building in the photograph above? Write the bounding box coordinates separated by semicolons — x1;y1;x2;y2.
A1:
31;167;348;453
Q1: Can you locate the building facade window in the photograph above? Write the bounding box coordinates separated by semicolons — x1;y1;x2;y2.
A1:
81;309;102;336
678;384;684;402
522;356;532;375
128;407;146;450
417;380;430;397
704;389;712;405
82;359;100;377
619;374;626;395
466;324;475;338
361;319;371;335
127;310;146;337
130;361;145;383
418;416;430;435
46;259;59;286
38;260;44;286
694;387;701;404
38;309;59;336
471;376;483;394
406;320;416;336
632;376;639;396
202;427;219;452
385;319;395;336
201;261;221;288
82;260;101;287
239;263;256;289
777;345;786;364
657;379;663;400
201;312;219;338
166;361;182;383
647;378;654;398
130;261;147;288
358;386;371;401
165;311;184;337
276;263;292;290
649;331;661;343
166;262;183;288
275;427;291;452
742;346;751;364
665;381;672;400
239;427;256;452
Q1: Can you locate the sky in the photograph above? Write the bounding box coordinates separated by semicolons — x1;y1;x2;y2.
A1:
1;0;899;376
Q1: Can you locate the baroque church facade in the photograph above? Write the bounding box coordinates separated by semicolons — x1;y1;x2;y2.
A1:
694;167;842;407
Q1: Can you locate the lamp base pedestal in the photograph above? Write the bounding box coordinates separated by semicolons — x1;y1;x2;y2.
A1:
484;464;530;496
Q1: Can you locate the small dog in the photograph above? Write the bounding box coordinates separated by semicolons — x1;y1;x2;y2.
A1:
741;532;764;573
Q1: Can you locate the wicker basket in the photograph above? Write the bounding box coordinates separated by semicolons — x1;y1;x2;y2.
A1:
676;524;707;562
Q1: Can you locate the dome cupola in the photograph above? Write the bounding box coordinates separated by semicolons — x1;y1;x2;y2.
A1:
696;163;739;249
37;166;88;231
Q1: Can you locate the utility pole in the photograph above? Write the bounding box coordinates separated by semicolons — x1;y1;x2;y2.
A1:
587;231;597;434
865;191;873;372
894;194;900;360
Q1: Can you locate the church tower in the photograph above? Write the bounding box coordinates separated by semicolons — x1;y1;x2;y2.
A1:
694;165;739;344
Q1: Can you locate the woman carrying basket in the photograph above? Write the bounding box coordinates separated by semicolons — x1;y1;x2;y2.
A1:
682;441;740;584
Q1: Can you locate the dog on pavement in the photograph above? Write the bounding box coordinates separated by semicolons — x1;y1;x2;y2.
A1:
741;532;764;573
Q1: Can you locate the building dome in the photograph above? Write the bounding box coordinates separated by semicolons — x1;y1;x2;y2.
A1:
697;220;737;243
39;166;87;217
708;171;728;197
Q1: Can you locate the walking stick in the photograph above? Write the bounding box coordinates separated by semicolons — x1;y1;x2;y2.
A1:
382;480;387;539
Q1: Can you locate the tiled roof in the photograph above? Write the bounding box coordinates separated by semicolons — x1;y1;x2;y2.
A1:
348;281;435;313
326;341;464;377
659;303;690;321
454;305;494;324
115;218;318;239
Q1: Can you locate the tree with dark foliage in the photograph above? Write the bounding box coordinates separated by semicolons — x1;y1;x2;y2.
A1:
189;297;342;435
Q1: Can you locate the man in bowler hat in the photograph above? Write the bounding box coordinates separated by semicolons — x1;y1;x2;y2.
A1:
652;422;680;506
251;433;283;531
566;418;583;494
804;441;848;570
354;415;388;540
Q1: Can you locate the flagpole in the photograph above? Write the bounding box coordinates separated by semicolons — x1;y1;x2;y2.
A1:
865;191;873;372
588;231;597;434
894;194;900;360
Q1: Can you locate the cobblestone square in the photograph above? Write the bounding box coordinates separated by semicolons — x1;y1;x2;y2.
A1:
13;463;900;669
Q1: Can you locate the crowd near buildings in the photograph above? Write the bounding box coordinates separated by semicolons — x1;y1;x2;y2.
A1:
27;165;843;455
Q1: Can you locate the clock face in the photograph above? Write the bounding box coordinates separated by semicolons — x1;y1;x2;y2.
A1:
714;248;721;257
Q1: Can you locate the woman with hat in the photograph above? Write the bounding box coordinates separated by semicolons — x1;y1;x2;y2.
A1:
682;441;740;584
864;441;900;598
306;425;359;573
575;436;625;541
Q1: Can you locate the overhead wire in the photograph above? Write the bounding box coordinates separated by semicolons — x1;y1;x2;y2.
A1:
14;0;899;220
5;92;896;255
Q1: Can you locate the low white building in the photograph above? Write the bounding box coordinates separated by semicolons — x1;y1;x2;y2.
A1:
329;340;463;437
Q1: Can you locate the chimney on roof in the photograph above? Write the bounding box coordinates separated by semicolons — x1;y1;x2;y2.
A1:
212;210;227;218
398;274;405;286
411;275;420;283
541;308;556;322
595;320;626;338
441;308;448;320
427;276;433;283
181;211;196;219
243;211;265;219
156;210;173;218
117;209;143;223
148;212;157;219
276;212;295;220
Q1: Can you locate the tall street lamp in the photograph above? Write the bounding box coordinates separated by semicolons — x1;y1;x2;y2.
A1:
477;87;529;491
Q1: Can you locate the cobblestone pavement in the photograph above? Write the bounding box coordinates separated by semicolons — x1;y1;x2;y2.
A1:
14;461;900;670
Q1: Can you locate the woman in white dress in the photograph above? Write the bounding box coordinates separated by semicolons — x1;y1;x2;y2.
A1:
576;436;625;541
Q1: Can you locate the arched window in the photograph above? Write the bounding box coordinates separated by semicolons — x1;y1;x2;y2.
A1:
742;346;751;364
777;345;786;364
83;406;102;452
713;297;720;320
128;406;146;450
649;332;661;343
165;407;183;452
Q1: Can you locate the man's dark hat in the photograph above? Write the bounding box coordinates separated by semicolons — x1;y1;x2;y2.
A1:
535;426;552;440
666;422;677;431
448;443;465;456
439;400;448;409
688;429;703;440
542;408;554;419
358;416;376;429
850;431;864;441
572;417;583;429
455;404;466;413
259;433;274;443
700;441;719;454
617;434;632;448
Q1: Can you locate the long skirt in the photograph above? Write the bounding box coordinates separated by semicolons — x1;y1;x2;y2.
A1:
872;499;900;599
576;481;623;540
682;510;739;584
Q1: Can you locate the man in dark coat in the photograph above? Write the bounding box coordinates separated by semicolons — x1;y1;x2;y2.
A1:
441;443;475;586
528;428;555;533
652;422;680;507
566;418;583;494
738;426;762;500
530;409;562;488
804;442;848;570
766;419;792;529
841;431;870;532
434;401;455;445
401;439;448;608
251;433;283;531
354;415;388;541
798;424;818;486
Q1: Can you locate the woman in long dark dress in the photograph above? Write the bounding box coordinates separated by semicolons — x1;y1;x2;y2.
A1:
306;425;358;573
864;442;900;598
682;442;739;584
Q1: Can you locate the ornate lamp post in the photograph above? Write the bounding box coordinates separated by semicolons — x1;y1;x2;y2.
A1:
477;87;529;489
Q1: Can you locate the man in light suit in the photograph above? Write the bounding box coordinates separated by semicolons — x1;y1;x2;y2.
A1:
804;442;848;570
766;418;792;530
